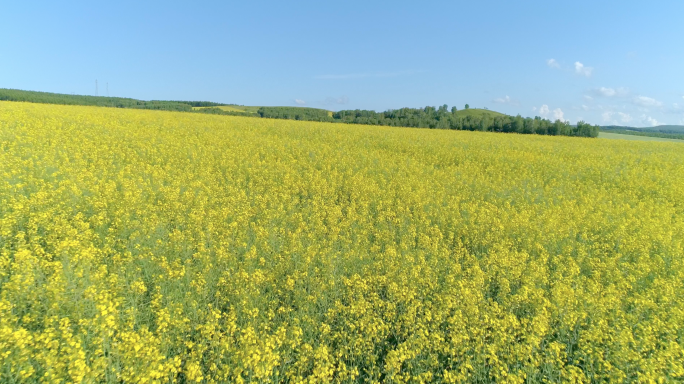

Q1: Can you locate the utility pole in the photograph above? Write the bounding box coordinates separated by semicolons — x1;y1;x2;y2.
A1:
96;80;98;96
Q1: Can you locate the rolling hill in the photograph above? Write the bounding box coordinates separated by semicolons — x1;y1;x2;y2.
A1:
600;125;684;141
601;124;684;133
451;108;507;119
193;105;333;116
0;88;194;111
0;87;598;137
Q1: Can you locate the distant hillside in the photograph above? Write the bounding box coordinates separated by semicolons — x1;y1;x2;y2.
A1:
452;108;507;119
602;125;684;133
193;105;334;117
193;105;261;114
0;88;194;112
654;125;684;133
601;125;684;140
330;106;598;137
0;88;331;118
0;88;598;137
599;132;684;143
199;106;508;126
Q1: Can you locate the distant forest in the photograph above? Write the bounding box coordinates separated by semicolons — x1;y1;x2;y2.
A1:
172;101;227;107
193;107;252;117
0;88;194;112
258;105;599;138
0;88;599;138
601;125;684;140
258;107;332;121
332;107;599;137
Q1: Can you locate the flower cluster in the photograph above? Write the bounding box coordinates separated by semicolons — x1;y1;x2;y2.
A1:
1;101;683;382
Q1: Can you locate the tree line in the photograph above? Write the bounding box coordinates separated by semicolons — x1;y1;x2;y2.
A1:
601;126;684;140
258;104;599;138
0;88;195;112
173;101;229;107
0;88;599;138
257;107;332;121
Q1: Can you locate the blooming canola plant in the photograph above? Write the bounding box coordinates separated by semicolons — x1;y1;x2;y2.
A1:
0;102;683;382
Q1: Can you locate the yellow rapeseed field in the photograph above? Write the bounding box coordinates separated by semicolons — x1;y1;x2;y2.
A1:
1;101;683;383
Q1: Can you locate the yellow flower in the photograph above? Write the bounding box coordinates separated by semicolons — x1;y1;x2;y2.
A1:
0;100;682;382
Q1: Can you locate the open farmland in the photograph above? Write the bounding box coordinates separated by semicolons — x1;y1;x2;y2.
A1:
1;101;683;382
599;131;684;143
192;105;262;114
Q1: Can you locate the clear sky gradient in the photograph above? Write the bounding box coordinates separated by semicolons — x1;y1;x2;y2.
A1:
2;0;683;126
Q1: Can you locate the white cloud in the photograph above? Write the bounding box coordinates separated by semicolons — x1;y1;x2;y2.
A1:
295;99;306;105
632;96;663;108
663;103;684;114
535;105;565;121
547;59;560;69
603;111;633;124
531;106;537;112
597;87;616;97
553;108;565;121
538;105;550;116
581;105;590;111
591;87;629;98
493;95;519;105
583;95;593;101
641;115;659;126
574;62;593;77
618;112;632;123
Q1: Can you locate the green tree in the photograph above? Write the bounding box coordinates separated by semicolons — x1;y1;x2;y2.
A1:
512;115;524;133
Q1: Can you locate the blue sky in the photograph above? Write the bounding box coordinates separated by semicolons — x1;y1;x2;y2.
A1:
2;0;683;126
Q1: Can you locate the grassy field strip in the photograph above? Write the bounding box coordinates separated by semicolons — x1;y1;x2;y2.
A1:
192;105;258;113
599;131;684;143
